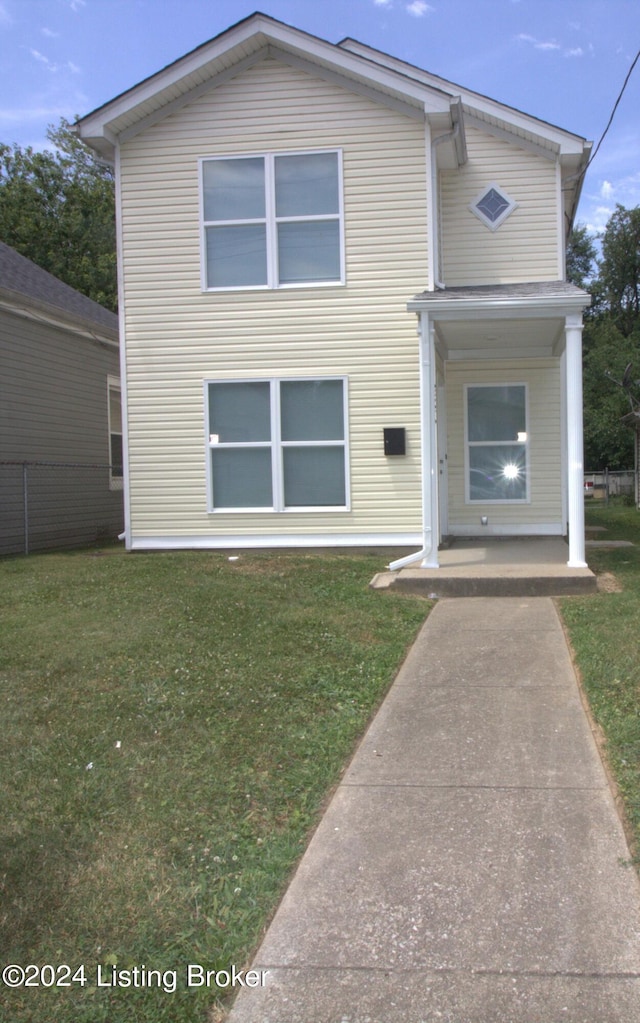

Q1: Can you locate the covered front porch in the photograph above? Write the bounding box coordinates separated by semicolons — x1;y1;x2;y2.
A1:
390;282;591;575
374;535;596;596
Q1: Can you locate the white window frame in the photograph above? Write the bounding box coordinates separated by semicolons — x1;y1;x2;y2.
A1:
199;149;345;292
107;375;123;491
469;183;518;232
204;377;350;513
464;382;529;504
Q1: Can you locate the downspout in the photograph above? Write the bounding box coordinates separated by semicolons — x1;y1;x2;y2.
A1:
387;103;465;572
431;98;466;289
389;312;438;570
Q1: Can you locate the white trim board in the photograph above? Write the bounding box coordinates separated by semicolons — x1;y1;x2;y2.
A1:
128;532;423;551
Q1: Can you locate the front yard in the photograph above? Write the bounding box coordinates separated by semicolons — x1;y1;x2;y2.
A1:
0;549;428;1022
1;512;639;1023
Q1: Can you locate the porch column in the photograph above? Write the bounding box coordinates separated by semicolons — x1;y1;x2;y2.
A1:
420;313;439;567
565;313;587;567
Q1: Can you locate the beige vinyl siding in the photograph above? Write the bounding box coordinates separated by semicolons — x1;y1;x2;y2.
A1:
445;359;562;530
119;57;428;541
440;126;560;286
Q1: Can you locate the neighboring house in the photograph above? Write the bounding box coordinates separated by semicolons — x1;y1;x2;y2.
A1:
0;242;123;553
77;12;592;568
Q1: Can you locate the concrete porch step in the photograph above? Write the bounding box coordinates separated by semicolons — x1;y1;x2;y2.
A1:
371;566;597;598
370;538;598;597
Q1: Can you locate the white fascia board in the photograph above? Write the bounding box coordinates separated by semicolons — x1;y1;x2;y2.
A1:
408;295;590;320
339;37;588;156
77;13;449;152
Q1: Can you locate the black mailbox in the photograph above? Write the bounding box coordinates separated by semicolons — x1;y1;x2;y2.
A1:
383;427;406;456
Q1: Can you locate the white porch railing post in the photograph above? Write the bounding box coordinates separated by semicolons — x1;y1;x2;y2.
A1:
565;314;587;567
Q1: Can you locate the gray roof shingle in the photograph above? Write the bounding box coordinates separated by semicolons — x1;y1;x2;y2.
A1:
0;241;118;335
411;280;589;303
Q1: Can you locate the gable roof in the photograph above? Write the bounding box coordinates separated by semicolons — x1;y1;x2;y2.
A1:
0;242;118;343
76;11;590;224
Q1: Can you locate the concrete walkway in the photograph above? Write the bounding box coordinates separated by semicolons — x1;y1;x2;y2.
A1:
226;598;640;1023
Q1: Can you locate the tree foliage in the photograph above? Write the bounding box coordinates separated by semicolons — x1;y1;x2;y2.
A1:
0;119;116;311
575;207;640;469
566;223;598;292
599;205;640;337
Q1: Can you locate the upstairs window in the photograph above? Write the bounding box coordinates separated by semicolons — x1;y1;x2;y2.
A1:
466;384;528;503
470;184;517;231
201;151;344;290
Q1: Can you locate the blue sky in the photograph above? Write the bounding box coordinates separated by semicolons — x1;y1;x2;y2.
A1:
1;0;638;236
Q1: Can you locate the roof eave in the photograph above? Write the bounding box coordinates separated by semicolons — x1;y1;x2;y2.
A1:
0;287;119;346
408;290;591;319
76;12;458;156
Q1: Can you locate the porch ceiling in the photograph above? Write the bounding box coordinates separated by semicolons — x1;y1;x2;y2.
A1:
409;281;590;361
435;316;564;360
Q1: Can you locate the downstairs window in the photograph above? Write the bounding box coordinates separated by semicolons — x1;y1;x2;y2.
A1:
206;378;349;511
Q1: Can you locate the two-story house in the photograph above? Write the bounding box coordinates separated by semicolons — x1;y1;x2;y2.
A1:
77;12;591;569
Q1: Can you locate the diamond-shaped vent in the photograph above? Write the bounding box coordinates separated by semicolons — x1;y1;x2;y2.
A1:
470;185;517;231
477;188;510;223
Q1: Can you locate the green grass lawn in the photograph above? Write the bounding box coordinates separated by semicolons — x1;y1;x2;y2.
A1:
0;549;429;1023
559;499;640;864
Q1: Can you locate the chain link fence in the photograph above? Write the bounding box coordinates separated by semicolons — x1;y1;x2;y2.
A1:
1;461;124;556
584;469;636;502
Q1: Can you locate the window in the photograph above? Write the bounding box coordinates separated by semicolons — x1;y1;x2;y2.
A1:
206;378;349;511
465;384;528;502
470;184;517;231
107;377;123;489
201;151;344;290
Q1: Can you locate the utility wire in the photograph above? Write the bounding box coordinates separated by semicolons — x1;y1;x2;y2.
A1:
583;47;640;175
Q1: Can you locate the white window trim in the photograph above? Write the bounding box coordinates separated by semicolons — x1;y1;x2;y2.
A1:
464;382;530;505
204;377;350;513
469;182;518;232
107;374;123;491
199;149;345;292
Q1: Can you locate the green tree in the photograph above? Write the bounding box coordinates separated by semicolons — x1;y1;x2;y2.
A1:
576;206;640;469
582;318;639;469
598;204;640;337
566;222;598;291
0;119;116;310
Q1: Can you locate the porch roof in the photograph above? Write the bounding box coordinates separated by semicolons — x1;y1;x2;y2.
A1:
408;282;591;359
409;280;590;315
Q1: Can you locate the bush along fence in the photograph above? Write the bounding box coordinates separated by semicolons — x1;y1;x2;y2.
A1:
0;461;124;555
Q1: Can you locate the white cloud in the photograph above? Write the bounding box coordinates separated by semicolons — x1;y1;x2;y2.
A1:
42;27;60;38
517;34;560;51
0;105;70;123
581;172;640;234
516;33;585;58
29;48;81;74
30;48;51;67
69;0;86;10
406;0;433;14
0;2;12;26
373;0;393;5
